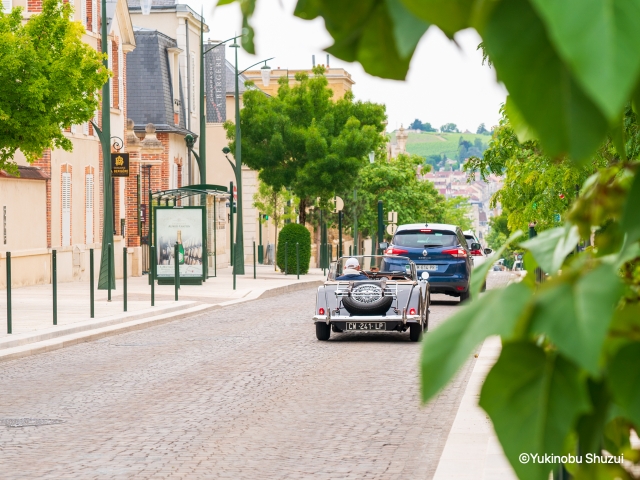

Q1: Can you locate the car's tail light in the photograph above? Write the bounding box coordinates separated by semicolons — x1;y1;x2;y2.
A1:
409;308;416;315
442;248;468;258
318;308;325;315
470;249;483;256
385;247;409;255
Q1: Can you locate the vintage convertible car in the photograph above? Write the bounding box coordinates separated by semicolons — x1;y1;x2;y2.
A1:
313;255;430;342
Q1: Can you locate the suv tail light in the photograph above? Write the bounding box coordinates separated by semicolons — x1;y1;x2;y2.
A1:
385;247;409;255
470;249;483;256
442;248;468;258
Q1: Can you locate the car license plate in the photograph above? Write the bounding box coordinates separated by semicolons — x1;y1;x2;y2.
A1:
346;322;386;331
422;265;438;271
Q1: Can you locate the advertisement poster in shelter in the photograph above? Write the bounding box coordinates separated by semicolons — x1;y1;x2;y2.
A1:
154;207;204;278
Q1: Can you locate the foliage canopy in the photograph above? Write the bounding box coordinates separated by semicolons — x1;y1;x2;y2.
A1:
0;0;108;173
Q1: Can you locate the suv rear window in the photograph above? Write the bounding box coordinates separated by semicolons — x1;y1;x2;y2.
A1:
393;229;459;248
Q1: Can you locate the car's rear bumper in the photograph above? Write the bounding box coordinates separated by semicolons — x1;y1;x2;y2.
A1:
313;314;421;325
426;276;469;296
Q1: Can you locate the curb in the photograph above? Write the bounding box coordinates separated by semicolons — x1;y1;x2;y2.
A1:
0;279;322;363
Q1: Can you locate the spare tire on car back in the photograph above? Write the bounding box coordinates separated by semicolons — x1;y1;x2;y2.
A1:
342;281;393;316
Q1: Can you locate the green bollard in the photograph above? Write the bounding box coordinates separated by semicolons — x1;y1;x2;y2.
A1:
53;250;57;325
90;248;94;318
6;252;11;334
253;241;256;280
285;242;288;275
107;243;112;302
150;245;155;306
296;242;299;280
174;242;180;301
123;247;127;312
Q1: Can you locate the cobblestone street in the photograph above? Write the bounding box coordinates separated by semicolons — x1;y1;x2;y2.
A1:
0;273;511;479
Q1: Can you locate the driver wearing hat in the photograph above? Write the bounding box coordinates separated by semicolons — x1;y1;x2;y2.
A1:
336;257;369;281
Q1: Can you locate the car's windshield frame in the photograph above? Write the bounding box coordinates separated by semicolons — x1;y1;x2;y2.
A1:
327;255;417;281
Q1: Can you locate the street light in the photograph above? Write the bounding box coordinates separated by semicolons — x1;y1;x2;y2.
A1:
227;39;274;275
261;63;272;86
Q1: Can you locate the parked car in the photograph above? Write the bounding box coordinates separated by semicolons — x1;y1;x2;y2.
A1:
380;223;473;302
313;256;430;342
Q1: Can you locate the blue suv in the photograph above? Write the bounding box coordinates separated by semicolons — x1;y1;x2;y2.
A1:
381;223;473;302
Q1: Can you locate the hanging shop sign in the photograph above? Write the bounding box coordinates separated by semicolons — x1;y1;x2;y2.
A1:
111;153;130;177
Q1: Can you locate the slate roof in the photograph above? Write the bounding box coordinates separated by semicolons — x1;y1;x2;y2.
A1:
126;29;195;136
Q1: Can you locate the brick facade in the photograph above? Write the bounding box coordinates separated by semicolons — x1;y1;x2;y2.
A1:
31;150;52;248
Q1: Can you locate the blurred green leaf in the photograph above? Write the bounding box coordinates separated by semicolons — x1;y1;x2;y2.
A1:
530;264;624;374
470;230;522;300
481;0;609;162
294;0;424;79
479;343;590;480
620;171;640;246
529;0;640;122
421;282;532;402
609;342;640;427
399;0;474;38
520;224;580;273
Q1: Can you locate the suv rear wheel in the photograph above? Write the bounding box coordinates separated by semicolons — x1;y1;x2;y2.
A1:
459;290;470;303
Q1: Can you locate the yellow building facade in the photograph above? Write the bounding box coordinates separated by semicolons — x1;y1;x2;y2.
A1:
242;67;355;100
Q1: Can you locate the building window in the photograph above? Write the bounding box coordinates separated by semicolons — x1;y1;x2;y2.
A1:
118;41;123;109
83;122;89;135
109;43;114;108
62;172;71;247
85;173;94;244
2;0;12;13
80;0;86;28
70;124;76;134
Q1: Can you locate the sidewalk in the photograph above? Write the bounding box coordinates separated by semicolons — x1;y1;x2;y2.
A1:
433;336;516;479
0;264;325;361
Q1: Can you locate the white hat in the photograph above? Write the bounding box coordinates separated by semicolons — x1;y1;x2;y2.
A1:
345;257;360;268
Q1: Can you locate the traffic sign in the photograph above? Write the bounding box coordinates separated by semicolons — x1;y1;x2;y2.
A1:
331;196;344;213
387;211;398;224
387;224;398;235
233;185;237;201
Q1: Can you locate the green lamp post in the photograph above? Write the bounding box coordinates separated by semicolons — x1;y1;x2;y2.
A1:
225;43;274;275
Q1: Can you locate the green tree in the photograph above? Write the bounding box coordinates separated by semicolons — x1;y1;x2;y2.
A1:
224;67;386;224
0;0;108;174
465;109;609;232
340;153;444;241
440;197;473;230
476;123;489;135
221;0;640;476
440;123;459;133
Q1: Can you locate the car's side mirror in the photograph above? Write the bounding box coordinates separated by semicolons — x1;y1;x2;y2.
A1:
484;248;493;255
420;271;430;281
379;242;389;250
470;242;482;251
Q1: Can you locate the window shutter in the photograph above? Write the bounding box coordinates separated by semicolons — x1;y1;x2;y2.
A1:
2;0;12;13
91;0;96;33
118;41;123;110
172;163;178;189
109;49;113;108
191;53;196;113
85;174;94;244
80;0;86;27
62;173;71;247
83;122;89;135
70;124;76;134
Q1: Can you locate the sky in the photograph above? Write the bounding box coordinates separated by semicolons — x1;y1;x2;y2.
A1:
185;0;507;133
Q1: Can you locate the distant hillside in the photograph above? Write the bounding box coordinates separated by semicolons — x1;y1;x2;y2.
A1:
389;131;490;169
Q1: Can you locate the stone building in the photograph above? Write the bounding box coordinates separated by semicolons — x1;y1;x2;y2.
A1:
1;0;137;287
